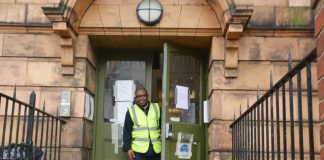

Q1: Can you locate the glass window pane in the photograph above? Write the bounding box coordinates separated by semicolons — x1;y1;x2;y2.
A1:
104;61;146;122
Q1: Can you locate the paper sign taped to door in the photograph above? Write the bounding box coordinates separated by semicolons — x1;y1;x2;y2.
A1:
175;85;189;110
175;132;193;159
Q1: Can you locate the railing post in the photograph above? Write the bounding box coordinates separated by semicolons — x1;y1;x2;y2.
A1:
26;91;36;160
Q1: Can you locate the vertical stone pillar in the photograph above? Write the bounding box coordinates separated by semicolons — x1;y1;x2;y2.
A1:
314;0;324;158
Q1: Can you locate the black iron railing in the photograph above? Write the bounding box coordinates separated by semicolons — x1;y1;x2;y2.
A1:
0;88;66;160
230;48;317;160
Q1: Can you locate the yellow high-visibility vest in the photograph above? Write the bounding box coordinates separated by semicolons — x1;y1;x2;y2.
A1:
128;103;161;153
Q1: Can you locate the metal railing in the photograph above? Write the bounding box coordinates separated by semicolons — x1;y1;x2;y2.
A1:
0;87;66;160
230;48;317;160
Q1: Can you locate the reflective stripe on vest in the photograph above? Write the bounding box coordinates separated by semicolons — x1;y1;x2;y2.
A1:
128;103;161;154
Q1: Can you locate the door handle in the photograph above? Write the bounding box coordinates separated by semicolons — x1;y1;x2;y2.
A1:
165;123;173;139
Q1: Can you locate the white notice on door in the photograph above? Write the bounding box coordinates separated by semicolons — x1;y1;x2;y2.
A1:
175;85;189;110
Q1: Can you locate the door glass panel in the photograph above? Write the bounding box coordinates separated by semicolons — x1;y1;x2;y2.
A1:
104;61;146;122
168;53;200;124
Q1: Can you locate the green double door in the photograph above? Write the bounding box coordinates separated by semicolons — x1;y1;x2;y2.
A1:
93;43;207;160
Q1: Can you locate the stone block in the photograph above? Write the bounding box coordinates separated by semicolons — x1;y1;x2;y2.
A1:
99;5;122;28
315;8;324;37
83;120;94;149
120;5;140;28
208;120;232;150
318;54;324;80
208;90;222;120
299;38;316;59
26;59;62;86
27;4;50;23
209;37;225;66
198;6;221;28
159;0;178;5
6;4;26;23
178;6;203;29
238;36;266;60
209;61;272;90
3;34;35;57
275;7;313;27
0;4;8;22
72;90;85;118
178;0;209;5
226;24;243;40
225;48;238;69
61;118;83;147
75;35;89;58
0;34;3;56
224;69;237;78
265;37;299;61
62;59;87;87
249;7;275;28
79;5;102;28
254;0;289;6
93;0;122;4
86;64;96;94
122;0;141;5
38;89;62;115
61;47;74;66
35;34;61;57
289;0;311;6
0;58;27;85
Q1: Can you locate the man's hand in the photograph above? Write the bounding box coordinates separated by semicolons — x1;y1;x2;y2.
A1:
127;149;135;160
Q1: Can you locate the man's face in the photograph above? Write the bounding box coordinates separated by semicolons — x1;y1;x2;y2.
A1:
134;89;148;107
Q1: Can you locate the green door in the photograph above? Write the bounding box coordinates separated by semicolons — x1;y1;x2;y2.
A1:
93;53;153;160
162;43;207;160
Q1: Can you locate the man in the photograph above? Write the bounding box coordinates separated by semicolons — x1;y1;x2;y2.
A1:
123;87;161;160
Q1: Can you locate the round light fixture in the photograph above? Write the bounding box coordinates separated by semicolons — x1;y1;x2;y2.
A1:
136;0;163;25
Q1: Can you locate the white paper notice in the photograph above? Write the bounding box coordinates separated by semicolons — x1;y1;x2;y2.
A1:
203;100;209;123
114;80;135;102
115;102;132;126
175;85;189;110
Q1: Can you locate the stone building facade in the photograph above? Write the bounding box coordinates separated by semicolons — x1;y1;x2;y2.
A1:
0;0;321;159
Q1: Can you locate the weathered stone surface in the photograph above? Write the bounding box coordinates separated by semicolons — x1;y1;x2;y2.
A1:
62;59;86;87
299;38;316;59
210;61;272;90
226;24;243;40
178;0;208;5
197;6;220;29
6;4;26;23
72;90;85;118
208;120;232;150
0;4;7;22
3;34;35;57
99;5;121;28
93;0;122;5
0;34;3;56
225;48;238;69
35;34;61;57
83;120;94;149
38;88;61;115
120;5;140;28
209;37;225;66
238;37;266;60
317;30;324;57
27;4;50;23
0;58;27;85
249;7;275;28
61;118;83;147
86;64;96;94
208;90;222;120
26;60;62;86
159;5;181;29
254;0;289;6
265;37;299;60
275;7;313;27
178;6;203;29
79;5;102;28
320;100;324;122
289;0;311;6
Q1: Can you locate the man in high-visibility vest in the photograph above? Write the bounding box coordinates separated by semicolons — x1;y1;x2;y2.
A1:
123;87;161;160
